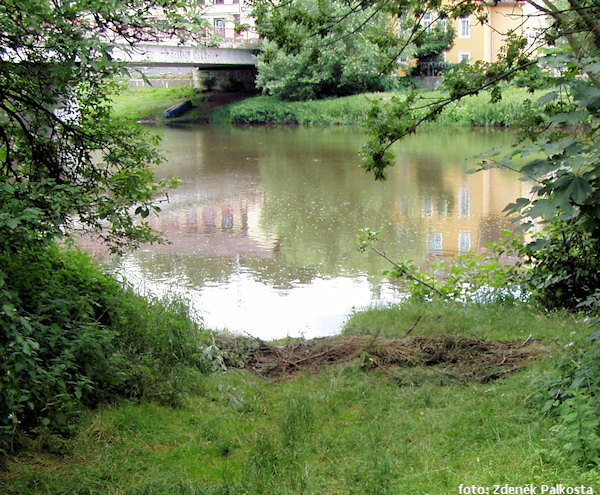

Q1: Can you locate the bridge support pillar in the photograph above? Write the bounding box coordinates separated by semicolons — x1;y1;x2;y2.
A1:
191;68;202;90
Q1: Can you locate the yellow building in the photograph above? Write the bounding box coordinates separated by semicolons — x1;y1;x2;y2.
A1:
445;0;527;64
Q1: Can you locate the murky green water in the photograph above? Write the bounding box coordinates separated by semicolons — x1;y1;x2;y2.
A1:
100;125;527;339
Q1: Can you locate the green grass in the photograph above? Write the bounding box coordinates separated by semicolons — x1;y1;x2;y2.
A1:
109;83;541;127
110;86;204;122
432;86;542;127
215;86;540;127
212;93;374;125
2;366;596;494
343;300;589;345
2;303;598;494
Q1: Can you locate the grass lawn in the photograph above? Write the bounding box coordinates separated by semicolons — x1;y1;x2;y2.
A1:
110;86;205;123
2;302;599;494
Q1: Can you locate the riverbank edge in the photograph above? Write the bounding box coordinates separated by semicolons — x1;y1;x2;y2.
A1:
112;86;540;127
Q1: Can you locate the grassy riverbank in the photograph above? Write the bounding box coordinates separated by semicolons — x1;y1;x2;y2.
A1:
110;86;204;122
111;85;538;127
2;298;598;494
110;86;256;123
215;86;536;127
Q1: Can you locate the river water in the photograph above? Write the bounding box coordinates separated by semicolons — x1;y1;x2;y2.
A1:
101;125;527;339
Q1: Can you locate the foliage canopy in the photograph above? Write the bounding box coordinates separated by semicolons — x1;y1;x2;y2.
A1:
253;0;458;99
0;0;213;458
0;0;206;253
254;0;401;100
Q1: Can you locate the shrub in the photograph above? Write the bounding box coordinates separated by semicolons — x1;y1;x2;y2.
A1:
0;243;219;459
533;345;600;467
521;222;600;312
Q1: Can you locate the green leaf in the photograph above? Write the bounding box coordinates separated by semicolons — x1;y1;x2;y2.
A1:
537;91;558;104
527;199;556;220
564;176;593;205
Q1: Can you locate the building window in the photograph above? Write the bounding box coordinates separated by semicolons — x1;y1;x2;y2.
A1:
458;186;470;217
396;18;404;36
233;14;241;38
421;11;433;32
422;198;434;217
458;16;470;38
458;52;471;64
214;18;226;37
458;232;471;253
427;233;443;254
437;198;448;216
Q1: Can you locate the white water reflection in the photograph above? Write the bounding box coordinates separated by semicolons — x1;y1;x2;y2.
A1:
116;256;404;340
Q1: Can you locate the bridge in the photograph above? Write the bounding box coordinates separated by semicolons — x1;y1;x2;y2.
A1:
111;43;258;69
112;42;260;91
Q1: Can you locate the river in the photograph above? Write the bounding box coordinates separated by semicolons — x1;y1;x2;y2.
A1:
100;125;527;339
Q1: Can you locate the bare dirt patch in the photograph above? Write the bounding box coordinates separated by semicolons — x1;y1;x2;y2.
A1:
217;334;548;383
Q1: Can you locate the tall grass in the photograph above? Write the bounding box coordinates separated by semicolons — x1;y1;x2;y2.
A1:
216;87;539;127
433;87;542;127
213;93;373;125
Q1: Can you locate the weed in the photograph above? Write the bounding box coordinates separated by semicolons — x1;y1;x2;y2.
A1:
533;345;600;468
215;87;537;127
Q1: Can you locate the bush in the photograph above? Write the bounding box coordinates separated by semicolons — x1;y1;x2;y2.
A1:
523;222;600;312
0;243;220;459
533;345;600;467
255;0;398;102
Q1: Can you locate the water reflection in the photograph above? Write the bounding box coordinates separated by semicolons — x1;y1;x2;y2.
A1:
104;126;525;338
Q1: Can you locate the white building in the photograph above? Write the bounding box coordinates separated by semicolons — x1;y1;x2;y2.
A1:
201;0;260;45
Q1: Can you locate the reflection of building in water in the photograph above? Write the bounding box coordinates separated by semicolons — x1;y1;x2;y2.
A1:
221;205;234;230
394;164;527;256
202;207;216;233
148;192;279;257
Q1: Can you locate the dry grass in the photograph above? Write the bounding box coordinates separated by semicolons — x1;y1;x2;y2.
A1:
218;333;548;382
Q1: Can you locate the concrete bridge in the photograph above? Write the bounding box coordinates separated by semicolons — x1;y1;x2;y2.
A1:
112;42;260;91
112;43;258;69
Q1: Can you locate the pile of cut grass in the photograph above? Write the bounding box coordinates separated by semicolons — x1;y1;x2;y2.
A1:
220;333;547;382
